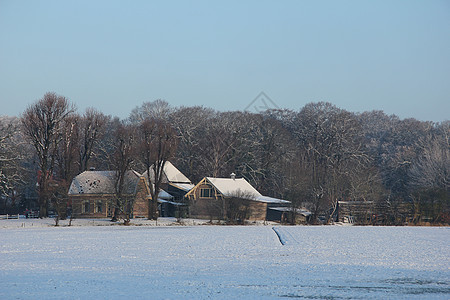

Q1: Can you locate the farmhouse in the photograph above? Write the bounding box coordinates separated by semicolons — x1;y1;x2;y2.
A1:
186;174;290;221
68;170;148;218
68;165;299;222
68;170;174;218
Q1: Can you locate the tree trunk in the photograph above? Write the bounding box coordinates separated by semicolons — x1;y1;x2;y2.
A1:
39;201;48;218
112;206;120;222
148;198;158;220
38;186;48;218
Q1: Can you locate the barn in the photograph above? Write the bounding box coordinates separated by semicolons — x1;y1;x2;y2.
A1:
186;174;290;222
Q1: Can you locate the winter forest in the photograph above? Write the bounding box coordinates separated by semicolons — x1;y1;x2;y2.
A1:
0;92;448;225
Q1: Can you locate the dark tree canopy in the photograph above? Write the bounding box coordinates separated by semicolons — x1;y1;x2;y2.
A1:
21;92;75;217
2;95;446;225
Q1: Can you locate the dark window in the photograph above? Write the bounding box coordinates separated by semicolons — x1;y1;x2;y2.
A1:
83;200;90;213
200;188;213;198
95;200;102;213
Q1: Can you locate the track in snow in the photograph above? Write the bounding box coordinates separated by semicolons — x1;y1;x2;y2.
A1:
272;226;298;245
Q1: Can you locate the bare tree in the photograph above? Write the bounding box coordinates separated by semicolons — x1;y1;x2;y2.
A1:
0;117;23;197
0;116;29;214
360;114;436;223
235;112;295;196
286;102;376;223
198;112;239;177
129;99;173;124
137;119;177;220
21;92;75;217
78;108;109;172
111;123;136;224
170;106;214;182
225;191;256;224
57;115;80;182
53;114;80;221
93;116;122;171
408;126;449;191
11;93;449;225
407;123;449;223
49;179;70;226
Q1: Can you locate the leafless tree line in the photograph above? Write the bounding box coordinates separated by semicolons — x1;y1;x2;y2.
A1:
1;92;448;224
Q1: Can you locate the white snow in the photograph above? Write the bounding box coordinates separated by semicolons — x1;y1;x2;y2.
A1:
68;170;142;195
206;177;262;198
161;161;192;183
0;222;448;299
156;189;174;200
143;161;192;185
0;217;211;228
256;195;291;204
170;182;195;192
204;177;291;205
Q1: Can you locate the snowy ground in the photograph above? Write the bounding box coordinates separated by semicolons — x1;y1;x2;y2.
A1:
0;216;215;228
0;221;449;299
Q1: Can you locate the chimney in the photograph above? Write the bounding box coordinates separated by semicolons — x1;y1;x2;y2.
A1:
230;172;236;180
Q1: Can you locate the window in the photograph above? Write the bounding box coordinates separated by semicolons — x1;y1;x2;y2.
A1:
200;188;213;198
107;201;114;217
82;200;90;213
95;200;102;213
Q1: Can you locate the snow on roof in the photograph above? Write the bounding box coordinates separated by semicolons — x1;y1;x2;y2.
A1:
68;170;141;195
203;177;291;204
256;195;291;204
170;182;195;192
157;199;186;206
143;161;192;184
163;161;191;183
268;207;311;216
206;177;262;199
156;189;173;200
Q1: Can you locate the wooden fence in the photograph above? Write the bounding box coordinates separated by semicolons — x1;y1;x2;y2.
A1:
0;214;20;219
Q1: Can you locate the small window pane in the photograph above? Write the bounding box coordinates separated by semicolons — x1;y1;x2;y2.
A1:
95;200;102;213
83;201;90;213
200;188;213;198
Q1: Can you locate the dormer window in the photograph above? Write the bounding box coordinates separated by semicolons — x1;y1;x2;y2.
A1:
200;188;213;198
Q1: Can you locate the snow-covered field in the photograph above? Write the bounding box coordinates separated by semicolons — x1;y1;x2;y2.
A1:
0;220;449;299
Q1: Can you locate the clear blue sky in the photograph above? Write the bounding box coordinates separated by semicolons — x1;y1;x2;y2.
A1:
1;0;449;121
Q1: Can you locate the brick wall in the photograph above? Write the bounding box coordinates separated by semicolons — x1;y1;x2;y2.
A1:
246;200;267;221
133;177;149;218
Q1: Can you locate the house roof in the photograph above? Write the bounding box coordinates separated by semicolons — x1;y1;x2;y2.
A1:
206;177;262;199
268;207;311;216
257;195;291;204
186;177;291;204
68;170;142;195
163;161;192;183
187;176;291;204
170;182;195;192
158;199;186;206
142;161;192;184
156;189;173;200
